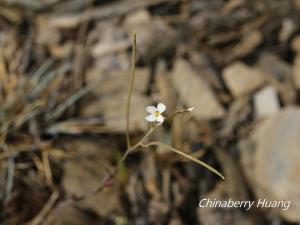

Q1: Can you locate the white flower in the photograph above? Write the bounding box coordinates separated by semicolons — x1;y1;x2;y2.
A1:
145;103;166;125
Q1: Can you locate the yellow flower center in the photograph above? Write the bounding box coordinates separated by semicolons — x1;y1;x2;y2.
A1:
154;111;161;117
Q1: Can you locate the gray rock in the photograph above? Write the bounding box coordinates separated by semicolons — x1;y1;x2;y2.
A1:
254;86;280;118
222;62;266;98
240;107;300;222
171;59;225;120
257;53;296;104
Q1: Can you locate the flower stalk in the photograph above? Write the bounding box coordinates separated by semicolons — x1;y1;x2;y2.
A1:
125;33;137;149
66;33;224;205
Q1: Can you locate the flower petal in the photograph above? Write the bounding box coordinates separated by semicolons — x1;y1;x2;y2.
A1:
156;115;164;124
157;103;166;113
146;106;157;113
146;114;156;122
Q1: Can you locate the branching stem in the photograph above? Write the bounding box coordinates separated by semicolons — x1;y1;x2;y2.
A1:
141;142;225;179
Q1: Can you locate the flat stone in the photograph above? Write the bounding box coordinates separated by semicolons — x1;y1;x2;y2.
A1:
171;59;225;120
86;68;150;96
82;92;150;133
222;62;266;97
240;107;300;223
62;139;121;216
254;86;280;118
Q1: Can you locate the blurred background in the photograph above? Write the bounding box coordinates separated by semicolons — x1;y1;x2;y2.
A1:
1;0;300;224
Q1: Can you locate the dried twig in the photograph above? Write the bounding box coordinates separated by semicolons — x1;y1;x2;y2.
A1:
28;191;59;225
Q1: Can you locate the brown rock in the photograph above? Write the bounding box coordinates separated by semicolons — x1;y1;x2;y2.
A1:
279;18;296;43
49;15;81;29
171;59;225;120
240;107;300;223
91;40;129;57
123;9;152;28
124;11;177;62
86;68;150;96
293;53;300;89
37;17;61;45
231;30;262;59
90;20;130;71
222;62;266;98
62;139;121;216
294;0;300;10
81;92;150;133
91;20;129;58
47;206;98;225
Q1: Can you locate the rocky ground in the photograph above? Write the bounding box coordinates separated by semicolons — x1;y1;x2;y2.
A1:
1;0;300;225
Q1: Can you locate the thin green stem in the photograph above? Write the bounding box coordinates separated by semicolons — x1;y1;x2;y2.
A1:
126;33;137;149
118;127;155;169
141;142;225;180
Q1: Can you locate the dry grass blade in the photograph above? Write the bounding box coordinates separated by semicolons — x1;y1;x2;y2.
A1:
45;118;109;135
0;145;38;160
45;77;103;122
29;64;69;99
30;59;54;87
